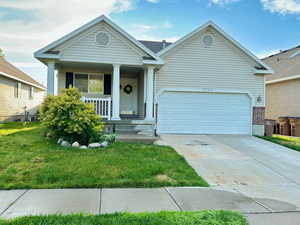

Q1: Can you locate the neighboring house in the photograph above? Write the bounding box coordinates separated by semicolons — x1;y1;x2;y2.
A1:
263;46;300;121
34;15;272;136
0;51;46;122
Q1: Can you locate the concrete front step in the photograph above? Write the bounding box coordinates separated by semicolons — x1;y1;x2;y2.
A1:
105;120;155;137
116;134;157;144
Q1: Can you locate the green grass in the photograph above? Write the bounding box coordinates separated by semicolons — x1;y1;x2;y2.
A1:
258;134;300;152
0;211;248;225
0;122;208;189
0;122;39;135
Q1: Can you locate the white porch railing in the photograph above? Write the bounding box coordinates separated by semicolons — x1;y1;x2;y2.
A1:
82;97;111;120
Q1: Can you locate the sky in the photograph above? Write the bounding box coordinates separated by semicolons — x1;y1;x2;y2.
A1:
1;0;300;85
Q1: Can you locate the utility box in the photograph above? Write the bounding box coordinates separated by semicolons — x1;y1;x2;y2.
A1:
288;117;300;137
265;119;276;137
278;117;290;136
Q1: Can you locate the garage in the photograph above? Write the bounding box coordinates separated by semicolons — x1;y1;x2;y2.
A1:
157;91;252;134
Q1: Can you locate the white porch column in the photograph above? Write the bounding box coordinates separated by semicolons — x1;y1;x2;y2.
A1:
54;69;59;96
112;64;121;120
145;66;155;121
47;61;55;95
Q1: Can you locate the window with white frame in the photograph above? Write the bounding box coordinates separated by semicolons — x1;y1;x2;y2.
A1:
74;73;104;94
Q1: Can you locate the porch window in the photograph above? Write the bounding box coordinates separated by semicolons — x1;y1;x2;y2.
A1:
74;73;104;94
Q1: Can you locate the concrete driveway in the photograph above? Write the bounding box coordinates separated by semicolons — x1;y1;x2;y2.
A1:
158;135;300;214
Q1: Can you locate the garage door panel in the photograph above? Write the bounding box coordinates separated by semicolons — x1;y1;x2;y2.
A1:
157;92;251;134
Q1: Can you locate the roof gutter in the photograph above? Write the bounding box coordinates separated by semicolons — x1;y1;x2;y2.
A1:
254;69;273;75
266;75;300;84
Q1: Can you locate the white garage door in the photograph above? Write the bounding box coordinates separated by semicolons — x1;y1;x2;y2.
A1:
157;92;251;134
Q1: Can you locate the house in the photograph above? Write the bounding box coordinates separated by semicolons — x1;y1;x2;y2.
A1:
34;15;272;136
263;46;300;122
0;50;46;122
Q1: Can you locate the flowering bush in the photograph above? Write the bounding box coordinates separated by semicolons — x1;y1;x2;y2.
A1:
39;88;103;145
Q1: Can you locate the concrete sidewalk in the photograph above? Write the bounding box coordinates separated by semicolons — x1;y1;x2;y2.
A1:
1;187;300;225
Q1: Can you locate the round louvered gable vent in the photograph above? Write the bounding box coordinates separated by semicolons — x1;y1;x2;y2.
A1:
96;32;110;46
203;35;213;47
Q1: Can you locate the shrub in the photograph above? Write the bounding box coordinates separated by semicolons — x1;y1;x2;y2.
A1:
100;134;116;144
39;88;103;145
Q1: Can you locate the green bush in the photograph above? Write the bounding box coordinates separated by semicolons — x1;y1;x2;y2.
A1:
39;88;103;145
100;134;116;144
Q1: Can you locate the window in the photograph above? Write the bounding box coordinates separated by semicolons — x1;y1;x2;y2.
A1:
75;74;88;92
29;87;34;99
89;75;103;93
74;73;104;94
14;82;21;98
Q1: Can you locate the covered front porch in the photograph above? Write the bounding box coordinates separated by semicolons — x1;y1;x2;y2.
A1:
47;61;156;123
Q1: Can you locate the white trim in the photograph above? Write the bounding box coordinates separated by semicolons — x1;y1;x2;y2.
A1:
155;88;254;103
254;69;273;75
145;66;154;121
142;60;164;65
0;71;45;90
34;15;163;64
266;75;300;84
58;58;146;66
157;21;273;74
35;53;60;60
263;75;266;107
111;63;121;120
155;88;254;135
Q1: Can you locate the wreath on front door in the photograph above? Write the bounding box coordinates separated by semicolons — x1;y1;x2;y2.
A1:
124;84;133;94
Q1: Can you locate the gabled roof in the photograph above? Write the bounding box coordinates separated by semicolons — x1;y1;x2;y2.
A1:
34;15;163;64
139;40;172;53
0;56;45;90
157;21;273;75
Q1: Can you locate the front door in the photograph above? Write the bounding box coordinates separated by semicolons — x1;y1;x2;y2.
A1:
120;77;138;116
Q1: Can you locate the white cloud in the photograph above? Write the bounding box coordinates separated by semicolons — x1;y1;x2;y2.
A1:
127;21;177;42
147;0;160;3
0;0;137;84
209;0;240;5
131;24;157;32
261;0;300;14
255;49;281;59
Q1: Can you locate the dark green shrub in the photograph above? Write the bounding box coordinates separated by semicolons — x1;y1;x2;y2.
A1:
39;88;103;145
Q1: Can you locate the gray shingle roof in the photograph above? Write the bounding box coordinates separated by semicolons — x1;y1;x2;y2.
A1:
139;40;172;53
0;56;45;89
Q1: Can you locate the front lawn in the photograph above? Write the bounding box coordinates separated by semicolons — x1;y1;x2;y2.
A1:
0;122;208;189
258;134;300;152
0;211;248;225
